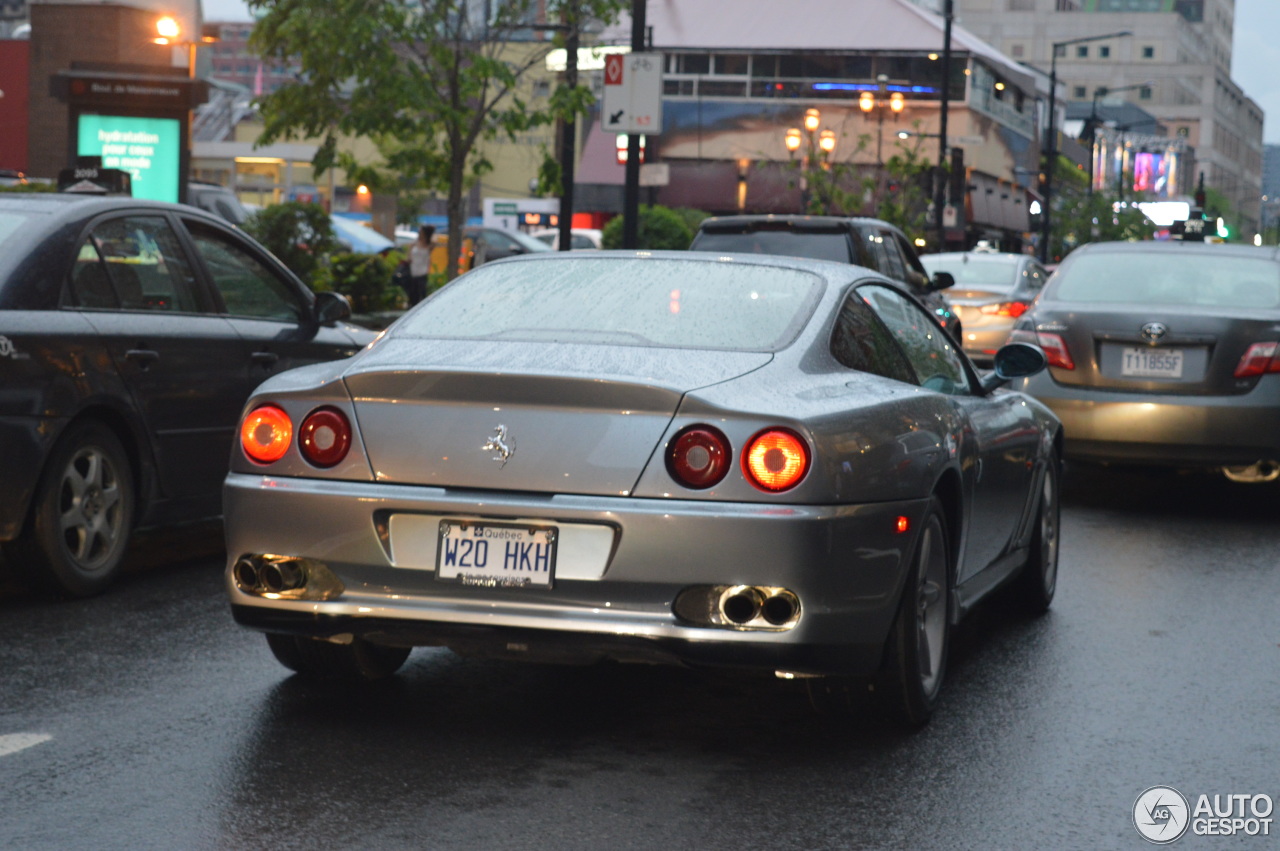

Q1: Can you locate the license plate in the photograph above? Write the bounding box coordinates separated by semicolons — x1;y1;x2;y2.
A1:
1121;347;1184;378
436;521;557;588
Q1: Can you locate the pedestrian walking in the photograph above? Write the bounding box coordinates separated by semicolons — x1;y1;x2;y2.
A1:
407;225;435;305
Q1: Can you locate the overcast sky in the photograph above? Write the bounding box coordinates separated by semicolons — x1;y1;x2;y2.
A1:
200;0;1280;144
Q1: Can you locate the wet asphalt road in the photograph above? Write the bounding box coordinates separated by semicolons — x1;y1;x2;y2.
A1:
1;465;1278;850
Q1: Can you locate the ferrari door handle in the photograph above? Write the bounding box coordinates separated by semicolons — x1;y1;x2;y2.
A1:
251;351;280;366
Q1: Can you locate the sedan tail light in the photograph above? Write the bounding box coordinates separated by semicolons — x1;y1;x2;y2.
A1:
1010;327;1075;371
1233;342;1280;378
979;300;1030;318
743;428;809;492
299;407;353;468
666;425;731;489
240;405;293;464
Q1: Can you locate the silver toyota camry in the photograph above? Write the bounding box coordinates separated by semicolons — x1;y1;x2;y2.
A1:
224;251;1061;725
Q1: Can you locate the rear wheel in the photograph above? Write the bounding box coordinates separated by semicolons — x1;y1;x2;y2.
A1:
268;634;411;681
879;498;951;727
1012;453;1060;615
3;422;134;597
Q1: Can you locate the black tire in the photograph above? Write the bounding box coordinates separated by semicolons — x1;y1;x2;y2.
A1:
1012;452;1061;615
265;633;306;673
284;635;411;681
3;421;134;597
878;497;951;727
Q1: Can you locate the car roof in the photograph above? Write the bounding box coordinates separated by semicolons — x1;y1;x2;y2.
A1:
697;214;904;234
924;251;1027;264
1067;239;1280;262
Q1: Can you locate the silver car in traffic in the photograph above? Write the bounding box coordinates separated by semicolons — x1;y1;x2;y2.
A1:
224;252;1061;725
921;249;1049;366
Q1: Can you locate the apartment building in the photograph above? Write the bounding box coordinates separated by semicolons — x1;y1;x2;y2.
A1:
944;0;1262;234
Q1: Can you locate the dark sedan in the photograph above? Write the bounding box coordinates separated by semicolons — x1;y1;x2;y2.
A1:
1012;238;1280;482
224;251;1060;725
0;193;375;596
689;215;961;339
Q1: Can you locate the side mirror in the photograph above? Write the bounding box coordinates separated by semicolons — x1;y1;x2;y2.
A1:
929;271;956;292
313;291;352;326
980;341;1047;393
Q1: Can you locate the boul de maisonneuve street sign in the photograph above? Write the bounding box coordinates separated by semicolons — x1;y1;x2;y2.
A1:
601;52;663;135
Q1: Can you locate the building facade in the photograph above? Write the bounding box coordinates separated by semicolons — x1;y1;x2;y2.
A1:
948;0;1263;235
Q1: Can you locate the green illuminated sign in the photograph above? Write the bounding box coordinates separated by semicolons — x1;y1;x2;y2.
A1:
77;115;181;203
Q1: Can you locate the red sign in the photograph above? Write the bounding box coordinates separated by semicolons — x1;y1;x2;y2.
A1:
604;54;624;86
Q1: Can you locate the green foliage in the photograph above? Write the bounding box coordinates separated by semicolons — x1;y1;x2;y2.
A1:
670;207;711;237
600;205;694;250
874;134;936;244
241;201;341;284
1049;155;1151;259
312;250;404;314
0;183;57;193
247;0;628;281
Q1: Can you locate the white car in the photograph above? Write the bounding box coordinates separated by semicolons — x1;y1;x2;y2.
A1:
529;227;603;250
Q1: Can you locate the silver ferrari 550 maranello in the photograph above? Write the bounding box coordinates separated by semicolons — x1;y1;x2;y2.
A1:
224;251;1062;725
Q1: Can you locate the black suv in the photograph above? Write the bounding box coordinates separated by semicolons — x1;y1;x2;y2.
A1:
690;215;959;338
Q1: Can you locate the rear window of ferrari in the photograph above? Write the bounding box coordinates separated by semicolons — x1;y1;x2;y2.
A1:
1052;251;1280;309
394;256;825;351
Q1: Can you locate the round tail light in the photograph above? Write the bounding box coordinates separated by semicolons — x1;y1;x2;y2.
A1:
666;425;731;489
743;428;809;492
241;405;293;464
298;407;352;468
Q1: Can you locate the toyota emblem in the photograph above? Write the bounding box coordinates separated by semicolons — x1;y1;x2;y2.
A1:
1139;322;1168;343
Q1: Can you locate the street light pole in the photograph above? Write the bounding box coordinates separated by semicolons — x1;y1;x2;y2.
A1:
784;108;836;214
1039;29;1131;263
935;0;953;252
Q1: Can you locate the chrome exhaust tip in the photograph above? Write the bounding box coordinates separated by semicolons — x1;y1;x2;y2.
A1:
761;590;800;626
260;560;304;593
1223;461;1280;483
232;557;259;591
719;586;765;625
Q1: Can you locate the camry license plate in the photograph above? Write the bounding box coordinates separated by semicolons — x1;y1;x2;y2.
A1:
437;521;557;588
1121;347;1184;378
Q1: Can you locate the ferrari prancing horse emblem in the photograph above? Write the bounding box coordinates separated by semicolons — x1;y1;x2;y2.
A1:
482;424;516;467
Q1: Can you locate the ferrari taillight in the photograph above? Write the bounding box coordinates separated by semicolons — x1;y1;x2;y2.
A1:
980;300;1030;318
298;407;352;468
240;405;293;464
743;429;809;492
667;426;731;489
1233;342;1280;378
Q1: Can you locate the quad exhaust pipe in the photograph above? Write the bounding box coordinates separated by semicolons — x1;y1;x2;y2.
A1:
231;554;344;601
672;585;802;630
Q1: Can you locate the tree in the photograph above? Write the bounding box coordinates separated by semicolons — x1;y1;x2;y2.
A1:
1048;155;1151;260
248;0;627;280
241;201;341;284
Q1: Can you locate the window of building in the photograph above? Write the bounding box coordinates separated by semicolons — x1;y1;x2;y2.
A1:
1099;46;1110;58
713;54;748;75
1139;86;1153;100
1142;46;1155;59
1076;46;1088;58
1073;86;1086;99
1011;44;1025;58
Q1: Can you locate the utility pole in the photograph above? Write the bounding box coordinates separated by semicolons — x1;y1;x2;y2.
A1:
935;0;952;252
556;1;579;252
622;0;645;249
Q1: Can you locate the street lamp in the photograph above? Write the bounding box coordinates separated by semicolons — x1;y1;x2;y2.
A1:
153;15;217;79
859;74;905;167
783;108;838;213
1040;29;1132;263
